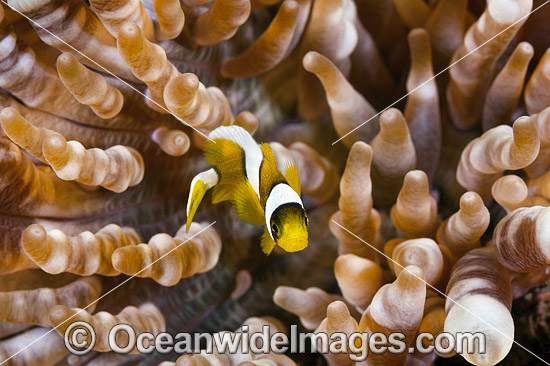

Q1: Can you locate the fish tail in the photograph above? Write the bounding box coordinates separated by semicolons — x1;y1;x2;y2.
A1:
186;168;219;231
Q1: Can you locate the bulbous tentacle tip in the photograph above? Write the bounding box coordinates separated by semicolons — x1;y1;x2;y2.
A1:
334;253;383;309
487;0;533;24
233;111;259;135
492;175;528;198
119;22;142;40
379;107;401;123
326;300;349;318
396;264;425;288
408;27;429;42
379;108;408;139
283;0;299;12
21;224;47;246
402;170;429;194
151;127;190;157
459;191;484;212
153;0;185;41
302;51;323;72
0;106;18;121
272;286;286;303
517;41;535;57
55;52;77;70
512;116;538;143
166;73;200;97
348;140;373;160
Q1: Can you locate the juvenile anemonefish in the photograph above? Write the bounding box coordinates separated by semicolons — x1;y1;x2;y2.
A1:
186;125;308;254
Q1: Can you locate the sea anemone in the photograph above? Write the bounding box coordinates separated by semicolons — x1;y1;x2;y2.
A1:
0;0;549;365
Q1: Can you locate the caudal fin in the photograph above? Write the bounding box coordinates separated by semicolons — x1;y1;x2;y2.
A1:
186;168;219;231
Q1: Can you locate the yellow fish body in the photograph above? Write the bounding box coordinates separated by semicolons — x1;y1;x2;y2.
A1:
186;125;308;254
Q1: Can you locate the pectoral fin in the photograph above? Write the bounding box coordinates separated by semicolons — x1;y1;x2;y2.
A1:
261;228;276;255
186;169;218;231
187;180;207;231
232;180;265;225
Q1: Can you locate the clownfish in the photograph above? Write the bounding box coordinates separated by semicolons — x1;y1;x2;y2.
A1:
186;125;308;254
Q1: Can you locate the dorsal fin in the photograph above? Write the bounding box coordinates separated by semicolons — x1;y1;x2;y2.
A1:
204;138;245;185
259;143;286;207
209;125;259;153
208;125;263;199
284;165;301;196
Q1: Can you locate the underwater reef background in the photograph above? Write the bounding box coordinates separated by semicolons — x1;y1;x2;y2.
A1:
0;0;550;365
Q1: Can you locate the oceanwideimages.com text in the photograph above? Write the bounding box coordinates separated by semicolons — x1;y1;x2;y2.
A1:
65;322;486;361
